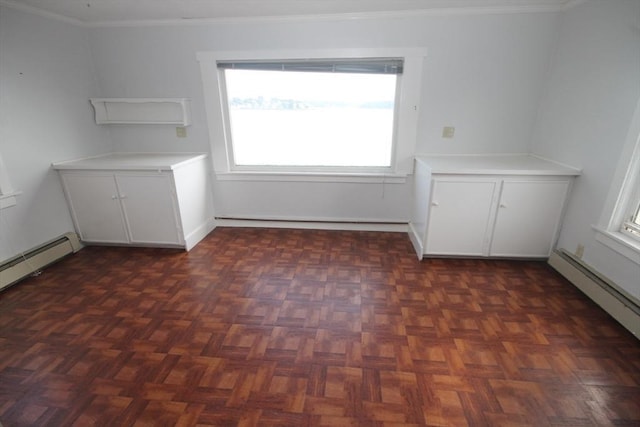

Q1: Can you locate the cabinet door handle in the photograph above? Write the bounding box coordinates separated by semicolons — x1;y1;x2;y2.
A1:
499;203;507;208
111;195;118;200
119;194;128;199
431;201;439;207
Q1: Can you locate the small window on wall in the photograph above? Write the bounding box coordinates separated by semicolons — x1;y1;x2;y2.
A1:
595;103;640;262
218;58;402;171
619;148;640;240
623;202;640;237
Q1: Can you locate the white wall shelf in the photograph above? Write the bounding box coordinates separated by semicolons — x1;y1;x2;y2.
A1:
89;98;191;125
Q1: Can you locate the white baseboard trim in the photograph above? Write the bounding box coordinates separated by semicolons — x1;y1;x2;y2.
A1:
214;218;408;233
548;250;639;338
184;218;217;250
407;222;424;260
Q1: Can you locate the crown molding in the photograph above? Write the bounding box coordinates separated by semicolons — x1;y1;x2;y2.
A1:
1;0;584;29
0;0;85;26
88;3;576;29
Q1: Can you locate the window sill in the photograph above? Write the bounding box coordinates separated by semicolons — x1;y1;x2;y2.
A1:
215;171;407;184
0;191;21;210
593;226;640;265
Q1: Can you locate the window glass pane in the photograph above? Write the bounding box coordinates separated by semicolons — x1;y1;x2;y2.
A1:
632;204;640;226
623;201;640;236
224;69;397;168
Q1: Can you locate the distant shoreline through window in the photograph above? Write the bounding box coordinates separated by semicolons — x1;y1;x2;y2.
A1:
223;68;398;168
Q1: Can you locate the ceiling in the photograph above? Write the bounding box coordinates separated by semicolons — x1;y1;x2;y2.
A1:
1;0;580;25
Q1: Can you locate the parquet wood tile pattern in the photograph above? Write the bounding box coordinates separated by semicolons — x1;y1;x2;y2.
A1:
1;228;639;426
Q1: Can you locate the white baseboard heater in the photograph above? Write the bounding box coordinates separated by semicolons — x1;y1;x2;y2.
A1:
214;217;408;233
0;232;82;291
548;249;639;338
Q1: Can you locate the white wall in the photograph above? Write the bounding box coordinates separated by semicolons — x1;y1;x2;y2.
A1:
0;6;111;261
87;11;560;222
530;0;640;299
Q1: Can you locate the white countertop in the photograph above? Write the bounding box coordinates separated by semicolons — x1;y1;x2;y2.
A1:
415;154;581;176
52;152;207;171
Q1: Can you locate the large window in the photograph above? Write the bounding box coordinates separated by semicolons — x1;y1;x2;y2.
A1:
219;59;401;170
198;49;426;178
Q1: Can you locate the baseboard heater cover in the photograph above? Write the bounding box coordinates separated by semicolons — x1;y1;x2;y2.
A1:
548;249;639;338
0;232;82;291
214;217;408;233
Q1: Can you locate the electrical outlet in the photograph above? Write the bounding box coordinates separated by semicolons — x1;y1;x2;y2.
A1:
575;244;585;259
442;126;455;138
176;126;187;138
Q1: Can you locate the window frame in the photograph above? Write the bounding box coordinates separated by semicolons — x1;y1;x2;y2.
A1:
620;167;640;238
197;48;426;182
594;97;640;264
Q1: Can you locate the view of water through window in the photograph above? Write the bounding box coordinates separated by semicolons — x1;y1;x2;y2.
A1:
224;69;397;167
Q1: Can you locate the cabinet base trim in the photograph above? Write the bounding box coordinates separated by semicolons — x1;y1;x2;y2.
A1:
184;218;217;251
408;223;424;260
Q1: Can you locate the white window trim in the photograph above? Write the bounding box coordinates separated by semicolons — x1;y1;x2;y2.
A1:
197;48;427;182
214;171;407;184
594;97;640;265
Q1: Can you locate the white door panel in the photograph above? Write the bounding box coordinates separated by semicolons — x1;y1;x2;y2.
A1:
62;174;129;244
116;174;183;245
426;179;498;256
490;180;569;257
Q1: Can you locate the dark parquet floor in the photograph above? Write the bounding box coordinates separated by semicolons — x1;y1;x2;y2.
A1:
0;227;639;426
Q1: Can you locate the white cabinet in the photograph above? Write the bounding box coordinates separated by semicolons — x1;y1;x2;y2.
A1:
61;173;130;244
54;153;215;250
61;172;183;246
115;174;183;245
409;155;580;259
490;180;570;257
426;178;498;256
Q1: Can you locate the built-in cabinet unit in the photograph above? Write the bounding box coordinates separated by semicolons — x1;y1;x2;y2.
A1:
53;153;215;250
409;155;580;259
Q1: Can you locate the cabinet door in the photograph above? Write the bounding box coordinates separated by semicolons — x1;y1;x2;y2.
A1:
115;174;183;245
425;178;499;256
62;173;129;244
490;180;569;257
